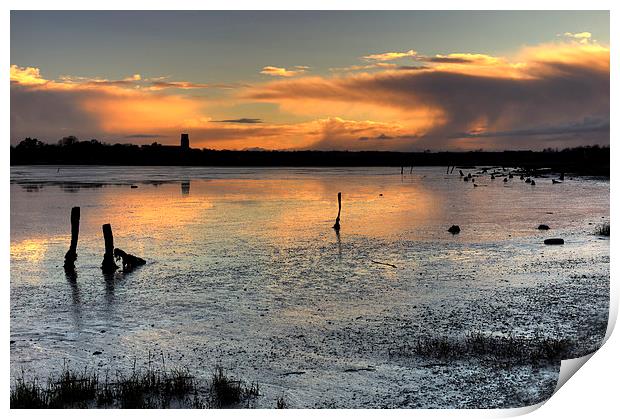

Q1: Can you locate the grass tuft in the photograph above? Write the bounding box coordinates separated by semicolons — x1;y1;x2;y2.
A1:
10;357;259;409
392;331;574;363
210;366;259;407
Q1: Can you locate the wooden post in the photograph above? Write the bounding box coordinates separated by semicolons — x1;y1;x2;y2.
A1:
101;223;118;273
400;166;404;175
63;207;80;270
332;192;341;231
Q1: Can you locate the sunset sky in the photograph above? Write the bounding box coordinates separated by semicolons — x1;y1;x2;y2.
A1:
10;11;610;151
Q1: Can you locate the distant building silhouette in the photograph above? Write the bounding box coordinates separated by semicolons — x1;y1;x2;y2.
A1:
180;133;190;149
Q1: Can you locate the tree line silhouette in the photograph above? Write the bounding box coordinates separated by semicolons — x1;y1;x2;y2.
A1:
11;136;609;175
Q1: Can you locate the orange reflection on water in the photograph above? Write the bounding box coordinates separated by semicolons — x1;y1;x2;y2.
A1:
10;174;439;272
82;176;442;243
10;237;63;284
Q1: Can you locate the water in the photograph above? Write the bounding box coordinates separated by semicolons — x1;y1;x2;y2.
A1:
10;166;609;408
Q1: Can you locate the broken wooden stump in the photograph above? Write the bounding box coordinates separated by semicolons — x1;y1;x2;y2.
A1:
101;223;118;273
448;225;461;234
63;206;80;271
114;248;146;272
333;192;342;231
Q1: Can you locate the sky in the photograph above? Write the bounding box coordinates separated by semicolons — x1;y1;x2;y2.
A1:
10;11;610;151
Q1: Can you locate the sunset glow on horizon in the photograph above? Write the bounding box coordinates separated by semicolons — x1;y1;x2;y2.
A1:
10;11;609;151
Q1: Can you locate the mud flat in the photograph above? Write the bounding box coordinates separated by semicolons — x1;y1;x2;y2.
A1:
10;166;609;408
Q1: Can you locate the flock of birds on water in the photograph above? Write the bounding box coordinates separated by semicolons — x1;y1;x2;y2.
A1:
449;165;565;187
392;165;568;243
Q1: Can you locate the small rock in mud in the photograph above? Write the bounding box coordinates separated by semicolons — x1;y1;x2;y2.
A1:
93;351;103;355
544;238;564;245
538;224;550;230
10;340;15;344
448;225;461;234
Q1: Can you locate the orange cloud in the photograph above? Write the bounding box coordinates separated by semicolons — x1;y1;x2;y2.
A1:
425;53;501;65
243;41;609;150
10;65;48;85
363;50;417;61
260;65;309;77
80;91;205;134
330;63;397;72
10;38;610;151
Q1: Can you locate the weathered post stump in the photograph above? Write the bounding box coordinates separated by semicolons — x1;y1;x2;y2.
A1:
333;192;342;231
114;248;146;272
63;207;80;271
101;223;118;273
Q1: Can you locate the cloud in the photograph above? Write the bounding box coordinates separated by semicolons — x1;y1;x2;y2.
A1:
214;118;263;124
14;67;240;92
362;50;417;61
562;31;593;44
124;134;162;139
10;66;210;142
358;133;396;141
455;117;609;138
148;81;245;90
330;63;398;72
10;65;48;85
260;65;308;77
396;65;429;71
422;53;501;65
10;38;609;151
306;117;409;151
244;41;609;150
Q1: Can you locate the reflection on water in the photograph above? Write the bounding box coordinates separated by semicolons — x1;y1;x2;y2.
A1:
65;270;82;328
335;230;342;260
181;180;190;195
9;166;610;407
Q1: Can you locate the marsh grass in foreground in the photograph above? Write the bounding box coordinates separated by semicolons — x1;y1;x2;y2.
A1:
210;366;260;408
11;359;259;409
390;332;576;363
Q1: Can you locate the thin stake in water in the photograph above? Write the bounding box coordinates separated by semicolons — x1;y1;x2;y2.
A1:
333;192;342;231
